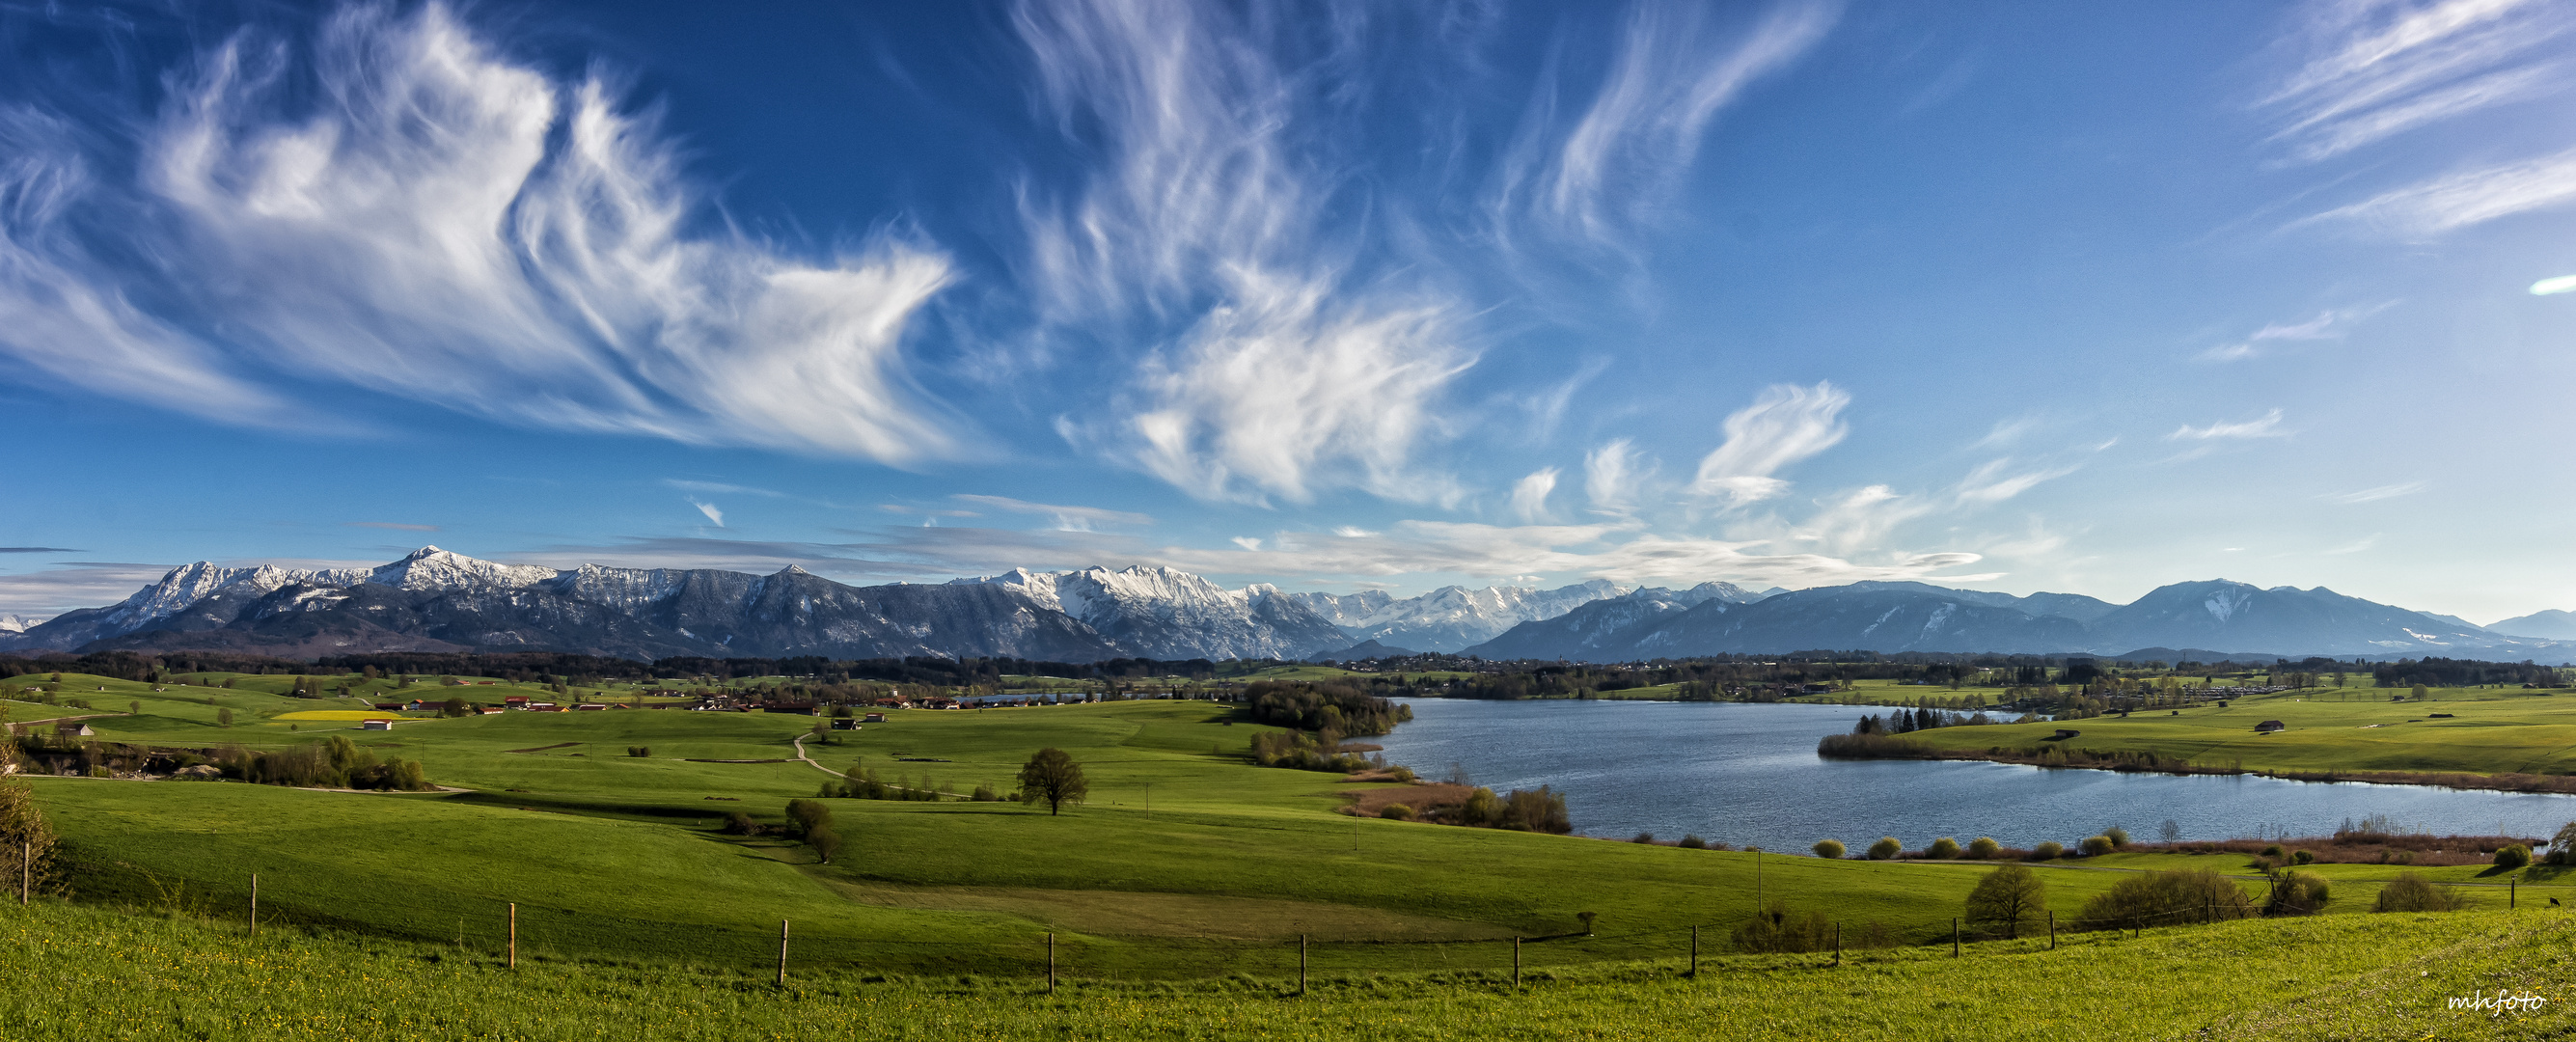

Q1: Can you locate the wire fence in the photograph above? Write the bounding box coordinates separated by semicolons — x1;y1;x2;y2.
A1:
47;861;2575;986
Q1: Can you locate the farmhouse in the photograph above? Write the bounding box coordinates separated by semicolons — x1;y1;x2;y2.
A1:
2052;728;2080;739
863;712;888;723
829;718;860;730
2255;720;2286;733
360;719;395;731
54;722;93;737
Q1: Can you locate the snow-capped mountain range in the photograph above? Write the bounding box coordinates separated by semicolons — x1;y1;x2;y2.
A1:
3;546;2571;663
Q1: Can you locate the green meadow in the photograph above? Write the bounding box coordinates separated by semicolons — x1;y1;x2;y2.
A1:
11;668;2573;985
2;897;2570;1041
1883;681;2576;776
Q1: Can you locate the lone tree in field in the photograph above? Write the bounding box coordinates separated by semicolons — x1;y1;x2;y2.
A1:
1017;747;1088;815
1964;864;2046;939
785;799;840;864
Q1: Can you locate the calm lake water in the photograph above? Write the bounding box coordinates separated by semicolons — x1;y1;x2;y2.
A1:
1374;699;2576;850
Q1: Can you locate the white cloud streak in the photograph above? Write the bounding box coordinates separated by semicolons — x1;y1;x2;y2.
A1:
1519;0;1838;245
691;501;725;527
2308;145;2576;235
0;4;961;462
1692;382;1850;504
950;494;1153;531
2322;480;2425;503
1953;458;2075;506
2200;304;2390;361
2261;0;2570;162
1017;0;1475;506
2167;408;2290;441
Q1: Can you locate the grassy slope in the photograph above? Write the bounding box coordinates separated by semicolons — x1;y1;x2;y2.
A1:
2;900;2569;1041
21;669;2575;981
1890;684;2576;775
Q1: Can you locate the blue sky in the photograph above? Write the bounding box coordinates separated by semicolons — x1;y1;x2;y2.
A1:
2;0;2573;622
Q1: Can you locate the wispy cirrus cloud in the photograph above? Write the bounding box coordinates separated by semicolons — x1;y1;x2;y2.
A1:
2309;146;2576;235
2167;408;2290;441
2200;304;2392;361
1691;382;1850;505
950;494;1152;532
1502;0;1839;247
0;547;82;554
690;502;726;527
1017;0;1474;506
1953;457;2077;506
0;4;963;462
2322;480;2425;503
1583;439;1654;515
2261;0;2571;163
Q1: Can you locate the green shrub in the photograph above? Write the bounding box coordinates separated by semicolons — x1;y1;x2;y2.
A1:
2080;835;2114;857
1378;804;1413;821
1731;901;1832;953
2077;868;2254;929
1632;832;1656;844
2103;826;2129;848
1866;836;1901;861
2261;843;2284;859
2373;872;2467;912
2030;840;2064;861
2291;849;2314;864
1966;836;2001;860
2265;870;2330;916
1929;836;1961;859
2494;844;2532;870
1812;838;1846;860
1678;834;1707;849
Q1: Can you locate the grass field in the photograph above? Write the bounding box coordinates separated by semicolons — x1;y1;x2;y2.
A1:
1881;682;2576;776
14;667;2576;993
2;898;2570;1040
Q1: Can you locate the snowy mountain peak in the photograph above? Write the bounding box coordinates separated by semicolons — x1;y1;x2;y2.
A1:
366;547;561;592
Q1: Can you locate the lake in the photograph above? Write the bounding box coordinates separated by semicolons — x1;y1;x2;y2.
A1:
1373;699;2576;850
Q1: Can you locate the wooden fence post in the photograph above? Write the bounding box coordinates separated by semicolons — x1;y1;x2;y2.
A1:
777;919;789;987
1689;925;1698;978
1047;933;1055;994
2048;911;2055;950
1299;934;1308;996
1513;936;1521;988
1952;918;1959;957
507;903;517;970
2511;881;2517;910
1833;922;1841;967
249;873;257;938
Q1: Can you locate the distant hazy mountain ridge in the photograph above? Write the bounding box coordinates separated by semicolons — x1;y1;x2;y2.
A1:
1465;578;2569;661
5;547;2568;663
